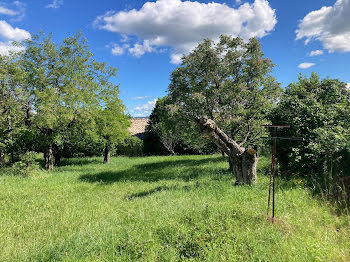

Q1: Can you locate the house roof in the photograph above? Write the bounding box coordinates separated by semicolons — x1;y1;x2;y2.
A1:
129;118;149;139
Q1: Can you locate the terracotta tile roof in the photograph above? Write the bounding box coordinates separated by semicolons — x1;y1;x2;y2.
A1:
129;118;149;139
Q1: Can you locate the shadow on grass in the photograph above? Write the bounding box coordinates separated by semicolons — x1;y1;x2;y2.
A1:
79;156;231;184
125;183;203;200
58;158;102;167
37;157;102;169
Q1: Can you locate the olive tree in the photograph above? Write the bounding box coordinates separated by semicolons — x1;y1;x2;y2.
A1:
168;35;281;184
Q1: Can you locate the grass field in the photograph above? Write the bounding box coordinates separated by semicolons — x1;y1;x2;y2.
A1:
1;155;349;261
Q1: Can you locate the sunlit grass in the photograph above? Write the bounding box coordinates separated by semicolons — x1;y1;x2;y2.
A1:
0;155;349;261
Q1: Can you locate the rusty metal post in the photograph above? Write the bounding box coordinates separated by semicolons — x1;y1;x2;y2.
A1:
272;127;277;221
267;127;276;217
263;125;289;222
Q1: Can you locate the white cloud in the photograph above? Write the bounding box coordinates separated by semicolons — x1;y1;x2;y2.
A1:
110;43;130;56
129;40;155;57
0;41;24;56
0;19;30;56
0;1;26;22
0;6;17;16
296;0;350;53
111;45;124;55
308;50;323;56
298;62;315;69
132;96;151;100
46;0;63;9
134;99;157;116
0;20;30;41
95;0;277;63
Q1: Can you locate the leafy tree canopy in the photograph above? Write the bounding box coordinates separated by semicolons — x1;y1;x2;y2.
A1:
7;32;127;169
271;73;350;186
167;35;282;184
168;35;281;148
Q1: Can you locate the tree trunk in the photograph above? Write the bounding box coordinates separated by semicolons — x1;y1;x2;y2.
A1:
231;150;258;185
198;117;258;184
45;144;54;170
0;150;4;165
104;141;111;164
54;153;61;166
53;145;61;166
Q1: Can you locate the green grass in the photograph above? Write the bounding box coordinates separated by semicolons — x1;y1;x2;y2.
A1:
0;155;349;261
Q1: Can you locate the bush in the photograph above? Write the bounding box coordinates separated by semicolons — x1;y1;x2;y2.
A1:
116;136;143;157
271;74;350;194
0;151;41;177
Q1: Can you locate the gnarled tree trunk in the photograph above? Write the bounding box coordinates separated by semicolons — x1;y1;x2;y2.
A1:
198;117;257;184
44;144;54;170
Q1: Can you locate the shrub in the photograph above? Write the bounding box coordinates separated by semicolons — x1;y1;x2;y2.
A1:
116;136;143;157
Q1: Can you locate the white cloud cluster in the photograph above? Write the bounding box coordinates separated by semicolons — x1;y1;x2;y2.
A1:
0;6;18;16
46;0;63;9
308;50;323;56
95;0;277;63
296;0;350;53
298;62;315;69
0;20;30;56
0;20;30;41
133;99;157;116
0;1;26;22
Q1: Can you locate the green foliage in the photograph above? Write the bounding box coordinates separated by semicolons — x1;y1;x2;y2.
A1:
0;155;349;261
147;97;179;154
94;93;131;147
0;32;129;168
271;73;350;190
168;35;282;148
0;152;41;177
146;97;217;155
0;55;31;162
116;136;143;157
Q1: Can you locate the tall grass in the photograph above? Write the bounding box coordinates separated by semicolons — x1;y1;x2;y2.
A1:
0;155;349;261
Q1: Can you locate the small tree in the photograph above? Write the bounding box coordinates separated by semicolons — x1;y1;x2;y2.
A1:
94;95;131;164
168;35;281;184
148;97;180;155
17;32;121;170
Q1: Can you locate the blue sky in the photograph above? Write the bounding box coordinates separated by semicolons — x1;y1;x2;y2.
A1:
1;0;350;116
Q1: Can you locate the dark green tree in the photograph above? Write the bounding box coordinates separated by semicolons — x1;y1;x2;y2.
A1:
271;73;350;189
168;35;281;184
147;97;180;155
146;96;217;155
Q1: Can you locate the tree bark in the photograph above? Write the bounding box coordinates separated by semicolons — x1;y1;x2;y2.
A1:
104;141;111;164
54;152;61;166
53;145;61;166
44;144;54;170
0;150;4;165
198;117;258;184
